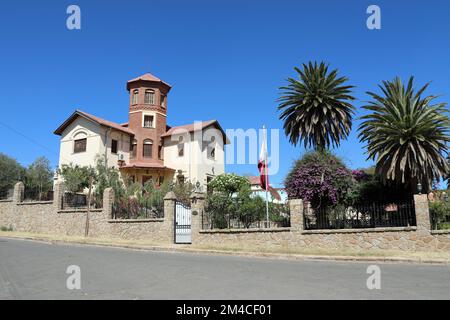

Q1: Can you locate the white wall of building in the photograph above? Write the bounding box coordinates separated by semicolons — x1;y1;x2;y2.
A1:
163;128;225;187
57;117;131;177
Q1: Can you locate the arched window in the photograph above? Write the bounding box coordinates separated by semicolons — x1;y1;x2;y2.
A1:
143;139;153;158
73;132;87;153
130;139;137;159
132;89;139;105
145;90;155;104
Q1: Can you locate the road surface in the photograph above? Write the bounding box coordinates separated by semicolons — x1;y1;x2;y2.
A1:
0;237;449;300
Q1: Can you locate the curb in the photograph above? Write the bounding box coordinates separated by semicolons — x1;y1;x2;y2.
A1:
1;234;449;265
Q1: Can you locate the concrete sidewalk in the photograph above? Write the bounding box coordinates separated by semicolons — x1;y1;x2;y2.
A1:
1;231;449;265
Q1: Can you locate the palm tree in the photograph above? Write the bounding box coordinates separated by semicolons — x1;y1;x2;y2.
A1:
278;61;356;151
358;76;450;193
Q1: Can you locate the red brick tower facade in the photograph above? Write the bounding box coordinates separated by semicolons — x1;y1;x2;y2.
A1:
126;74;171;166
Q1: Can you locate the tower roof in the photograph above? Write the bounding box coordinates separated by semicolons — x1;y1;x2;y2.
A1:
126;73;171;91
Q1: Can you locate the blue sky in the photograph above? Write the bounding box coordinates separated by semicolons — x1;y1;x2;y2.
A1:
0;0;449;188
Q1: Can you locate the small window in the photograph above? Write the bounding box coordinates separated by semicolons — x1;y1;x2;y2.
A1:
143;115;154;128
159;176;164;186
158;145;163;159
208;147;216;160
178;143;184;157
143;139;153;158
145;90;155;104
130;139;137;159
74;138;87;153
111;139;118;154
132;90;139;105
161;95;166;108
206;136;216;160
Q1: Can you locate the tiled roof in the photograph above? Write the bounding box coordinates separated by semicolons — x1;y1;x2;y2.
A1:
54;110;134;136
247;176;261;186
127;73;171;90
161;120;217;137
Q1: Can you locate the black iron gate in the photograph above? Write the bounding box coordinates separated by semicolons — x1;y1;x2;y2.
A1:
174;201;192;244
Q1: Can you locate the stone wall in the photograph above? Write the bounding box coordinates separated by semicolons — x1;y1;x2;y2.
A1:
1;183;449;253
0;182;176;244
194;194;450;252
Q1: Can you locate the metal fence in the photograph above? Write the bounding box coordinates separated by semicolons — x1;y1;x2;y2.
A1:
24;190;54;202
62;193;87;209
61;192;103;210
202;209;291;230
0;189;13;200
303;201;417;230
112;199;164;219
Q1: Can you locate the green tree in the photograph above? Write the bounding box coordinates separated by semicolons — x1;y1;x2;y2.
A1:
358;77;450;193
94;156;125;203
208;173;251;196
285;151;354;208
204;191;235;229
0;153;24;198
58;163;93;193
235;187;265;228
278;61;356;151
24;157;54;200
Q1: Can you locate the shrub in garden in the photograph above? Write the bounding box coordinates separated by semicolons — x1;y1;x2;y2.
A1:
207;173;251;196
204;191;235;229
285;151;354;208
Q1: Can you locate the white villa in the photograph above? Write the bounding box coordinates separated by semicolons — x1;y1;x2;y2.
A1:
54;73;229;189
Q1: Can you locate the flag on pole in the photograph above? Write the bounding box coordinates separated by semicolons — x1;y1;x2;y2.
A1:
258;127;281;201
258;128;269;191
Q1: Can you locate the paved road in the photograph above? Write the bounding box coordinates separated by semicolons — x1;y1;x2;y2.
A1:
0;237;449;300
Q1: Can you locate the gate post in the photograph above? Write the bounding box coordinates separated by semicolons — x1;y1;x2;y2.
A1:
13;182;24;204
164;191;177;243
414;194;431;232
289;199;304;232
190;192;206;245
53;181;64;211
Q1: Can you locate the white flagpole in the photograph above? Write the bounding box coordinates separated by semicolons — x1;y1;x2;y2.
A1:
263;125;269;227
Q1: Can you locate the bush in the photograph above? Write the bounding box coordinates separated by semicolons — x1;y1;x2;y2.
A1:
0;153;24;198
24;157;54;201
347;168;412;205
58;163;94;193
205;175;289;229
429;200;450;230
172;181;195;205
204;192;235;229
208;173;251;196
0;225;13;232
285;151;354;208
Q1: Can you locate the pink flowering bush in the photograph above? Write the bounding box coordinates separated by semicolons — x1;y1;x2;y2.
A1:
285;151;354;208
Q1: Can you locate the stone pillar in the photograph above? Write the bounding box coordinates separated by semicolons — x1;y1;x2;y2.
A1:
13;182;24;204
414;194;431;232
163;191;177;243
103;188;115;220
289;199;304;232
53;181;64;211
190;192;206;244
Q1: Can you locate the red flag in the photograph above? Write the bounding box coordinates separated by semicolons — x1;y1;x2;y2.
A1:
258;128;281;201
